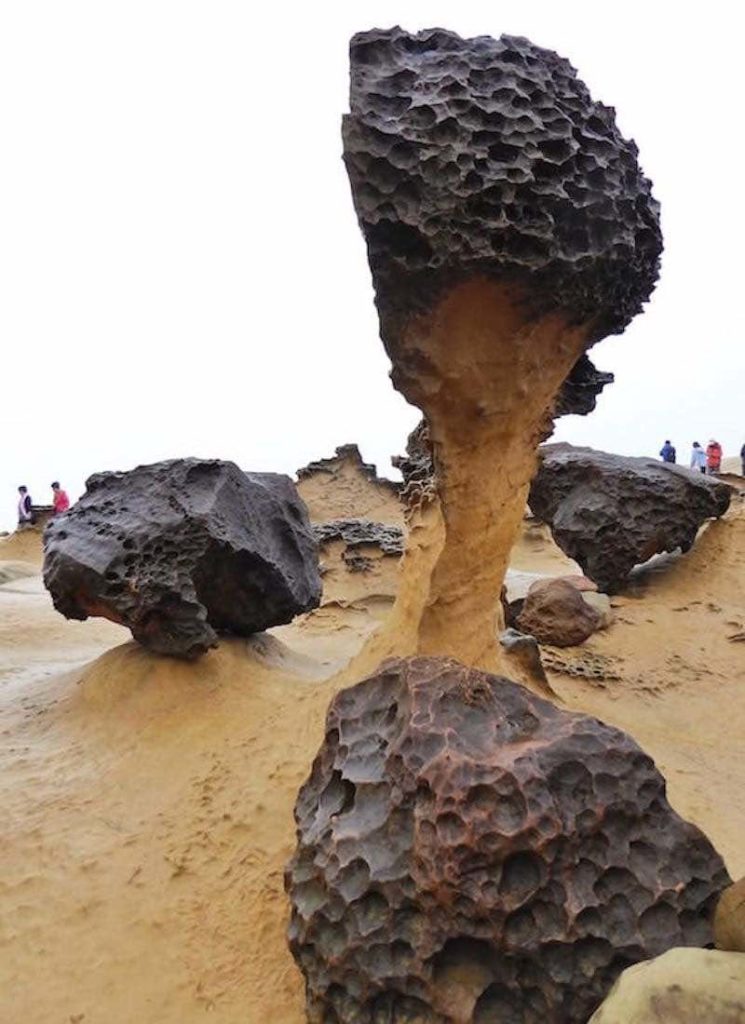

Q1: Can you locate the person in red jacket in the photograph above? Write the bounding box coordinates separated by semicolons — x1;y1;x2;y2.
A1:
706;439;723;475
51;481;70;514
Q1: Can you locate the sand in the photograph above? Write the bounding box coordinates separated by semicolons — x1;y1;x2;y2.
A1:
0;525;44;567
1;499;744;1023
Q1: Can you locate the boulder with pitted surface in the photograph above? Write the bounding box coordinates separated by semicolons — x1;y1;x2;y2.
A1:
530;444;732;593
43;458;321;659
286;656;729;1024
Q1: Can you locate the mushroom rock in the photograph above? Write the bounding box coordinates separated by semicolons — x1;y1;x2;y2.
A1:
587;948;745;1024
43;459;322;659
529;444;732;593
286;656;729;1024
343;26;662;669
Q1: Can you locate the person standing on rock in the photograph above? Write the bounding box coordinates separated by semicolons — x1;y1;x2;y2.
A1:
51;481;70;515
690;442;707;474
16;486;34;527
740;441;745;476
706;439;723;475
659;440;677;463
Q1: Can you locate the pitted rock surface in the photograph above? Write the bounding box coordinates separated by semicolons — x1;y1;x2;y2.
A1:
529;444;732;593
554;355;614;418
343;27;662;353
286;656;729;1024
314;519;405;558
43;459;321;658
391;420;437;514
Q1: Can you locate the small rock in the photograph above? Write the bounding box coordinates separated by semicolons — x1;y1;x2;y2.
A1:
499;628;558;700
517;577;602;646
715;876;745;952
588;947;745;1023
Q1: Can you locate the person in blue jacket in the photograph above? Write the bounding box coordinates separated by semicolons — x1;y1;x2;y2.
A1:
659;440;676;463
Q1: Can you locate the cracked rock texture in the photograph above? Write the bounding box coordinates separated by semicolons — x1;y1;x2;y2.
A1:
43;459;321;659
529;445;732;593
286;656;729;1024
313;519;403;606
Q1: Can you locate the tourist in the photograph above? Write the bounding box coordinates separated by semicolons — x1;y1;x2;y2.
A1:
741;441;745;476
690;442;707;474
659;439;676;463
706;438;723;476
17;486;34;527
51;481;70;515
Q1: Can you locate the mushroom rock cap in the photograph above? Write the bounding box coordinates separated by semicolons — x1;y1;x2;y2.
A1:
343;27;662;351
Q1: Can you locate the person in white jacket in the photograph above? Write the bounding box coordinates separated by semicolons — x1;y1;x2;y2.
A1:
17;486;34;526
689;442;706;473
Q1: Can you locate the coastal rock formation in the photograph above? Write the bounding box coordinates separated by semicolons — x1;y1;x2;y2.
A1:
314;519;404;604
43;459;321;659
516;577;603;646
529;445;732;593
588;948;745;1023
499;627;557;698
287;657;728;1024
297;445;404;526
313;519;404;561
715;877;745;952
554;355;614;419
391;420;436;516
343;27;661;669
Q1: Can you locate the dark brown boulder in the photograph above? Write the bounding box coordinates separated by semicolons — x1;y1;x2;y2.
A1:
529;445;732;593
43;459;321;659
286;656;729;1024
516;577;603;646
343;27;661;358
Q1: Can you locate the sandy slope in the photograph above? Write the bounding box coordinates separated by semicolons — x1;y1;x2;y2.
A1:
1;503;744;1023
0;525;44;566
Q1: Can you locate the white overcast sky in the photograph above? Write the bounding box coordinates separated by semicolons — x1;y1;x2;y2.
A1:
1;1;743;530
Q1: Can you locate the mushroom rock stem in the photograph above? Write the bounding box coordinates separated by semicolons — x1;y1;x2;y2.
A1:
394;280;591;668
